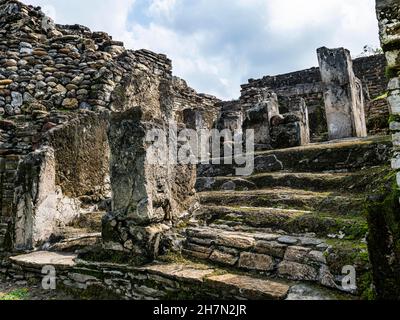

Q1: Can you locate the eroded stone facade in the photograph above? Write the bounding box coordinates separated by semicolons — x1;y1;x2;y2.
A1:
0;0;217;256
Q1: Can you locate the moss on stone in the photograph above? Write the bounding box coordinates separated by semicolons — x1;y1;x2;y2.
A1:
389;114;400;124
366;176;400;300
385;66;399;79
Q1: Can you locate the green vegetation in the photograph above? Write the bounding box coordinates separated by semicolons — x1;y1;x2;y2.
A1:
0;288;30;300
372;92;388;101
365;173;400;300
389;114;400;124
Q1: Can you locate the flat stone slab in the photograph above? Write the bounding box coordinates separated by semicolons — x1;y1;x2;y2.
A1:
141;263;215;284
10;251;77;269
206;274;289;300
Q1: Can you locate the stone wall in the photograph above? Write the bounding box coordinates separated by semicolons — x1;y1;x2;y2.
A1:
0;0;201;254
173;77;221;130
367;0;400;300
241;54;389;140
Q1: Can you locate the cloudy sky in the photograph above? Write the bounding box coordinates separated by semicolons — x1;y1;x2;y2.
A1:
23;0;380;99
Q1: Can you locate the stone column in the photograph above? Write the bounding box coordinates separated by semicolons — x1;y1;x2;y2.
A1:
242;89;280;150
102;108;197;265
317;47;367;140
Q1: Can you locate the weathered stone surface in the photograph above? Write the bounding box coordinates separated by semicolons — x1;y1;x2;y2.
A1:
206;274;289;300
254;155;284;172
209;250;238;266
284;246;312;264
13;147;81;249
10;251;77;268
255;241;287;258
317;47;367;140
270;97;310;148
242;89;280;150
215;233;255;249
141;263;215;284
308;250;327;264
62;98;79;109
278;261;318;281
278;236;299;245
238;252;275;271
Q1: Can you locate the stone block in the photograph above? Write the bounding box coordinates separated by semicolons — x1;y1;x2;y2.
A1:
254;241;287;259
238;252;275;271
278;261;318;281
388;90;400;114
388;77;400;91
390;122;400;131
386;50;400;69
215;233;255;250
308;251;327;264
209;250;238;266
284;246;312;264
392;154;400;170
393;133;400;146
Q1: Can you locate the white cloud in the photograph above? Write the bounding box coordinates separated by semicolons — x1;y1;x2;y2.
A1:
21;0;380;99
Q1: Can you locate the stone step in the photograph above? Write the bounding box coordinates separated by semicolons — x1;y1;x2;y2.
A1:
198;135;391;177
139;263;290;300
7;251;288;300
9;251;77;270
183;226;369;295
198;206;367;240
196;167;387;193
6;252;354;300
199;188;364;215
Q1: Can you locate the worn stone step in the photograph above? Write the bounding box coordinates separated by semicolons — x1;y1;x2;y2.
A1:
183;226;369;295
196;167;387;193
6;252;354;300
198;135;391;177
199;188;364;215
139;263;290;300
9;251;77;270
198;206;367;240
7;252;289;300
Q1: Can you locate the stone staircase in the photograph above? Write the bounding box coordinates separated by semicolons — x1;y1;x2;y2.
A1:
2;136;391;300
4;251;351;300
181;135;392;298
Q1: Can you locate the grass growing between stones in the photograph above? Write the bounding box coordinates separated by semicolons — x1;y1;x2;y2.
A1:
0;288;29;300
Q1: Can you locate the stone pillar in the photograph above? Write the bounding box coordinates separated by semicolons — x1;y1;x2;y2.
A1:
297;98;311;145
102;109;197;265
242;89;280;150
317;47;367;140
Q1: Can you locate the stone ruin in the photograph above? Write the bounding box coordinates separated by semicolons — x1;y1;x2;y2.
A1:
317;47;367;140
0;0;398;301
0;0;219;262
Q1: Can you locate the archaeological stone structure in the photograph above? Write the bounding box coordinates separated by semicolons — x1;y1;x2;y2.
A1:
367;0;400;300
317;47;367;140
0;0;399;301
242;53;389;142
